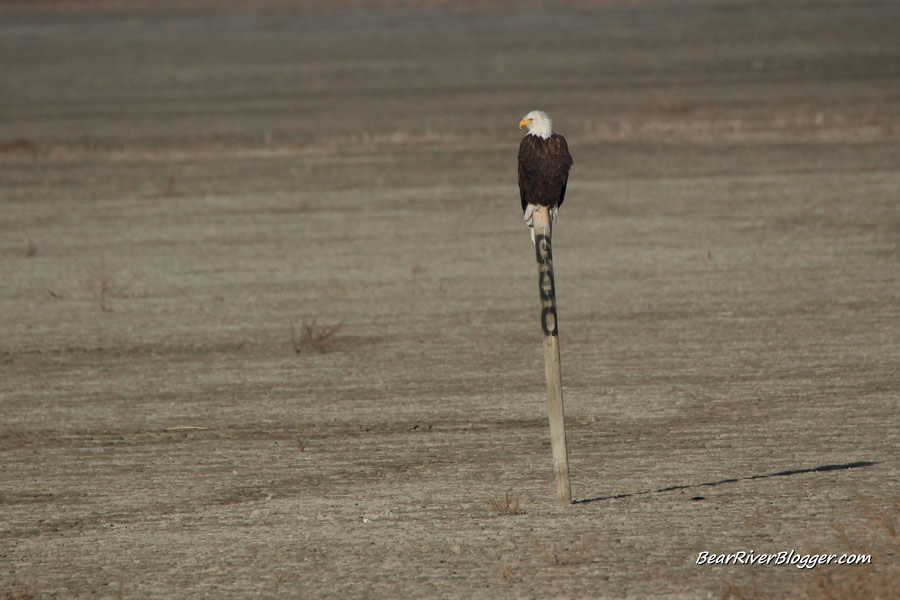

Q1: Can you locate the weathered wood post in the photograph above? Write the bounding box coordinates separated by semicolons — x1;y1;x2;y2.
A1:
533;205;572;504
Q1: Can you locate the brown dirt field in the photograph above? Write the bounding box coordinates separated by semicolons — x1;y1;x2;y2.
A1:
1;1;898;598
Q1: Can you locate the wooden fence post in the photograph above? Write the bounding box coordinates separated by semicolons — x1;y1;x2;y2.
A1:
532;206;572;504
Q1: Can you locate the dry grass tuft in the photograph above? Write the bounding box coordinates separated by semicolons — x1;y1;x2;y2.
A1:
725;497;899;600
0;137;39;158
641;88;695;115
290;318;343;353
489;490;524;516
323;283;348;300
856;496;897;541
0;576;38;600
802;572;898;600
531;535;594;566
795;497;897;600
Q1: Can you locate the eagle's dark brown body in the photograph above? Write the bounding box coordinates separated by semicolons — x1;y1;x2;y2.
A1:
518;133;573;213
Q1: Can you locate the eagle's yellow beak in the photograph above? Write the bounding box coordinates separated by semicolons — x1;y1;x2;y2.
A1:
519;118;531;129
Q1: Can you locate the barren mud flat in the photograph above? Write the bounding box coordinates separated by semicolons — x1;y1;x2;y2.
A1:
1;1;898;598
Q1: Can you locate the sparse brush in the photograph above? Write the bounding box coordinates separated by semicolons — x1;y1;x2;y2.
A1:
796;497;898;600
296;426;308;452
724;496;899;600
272;570;287;593
0;576;38;600
641;88;694;115
856;496;898;542
0;137;38;158
490;490;524;516
529;535;594;567
290;318;343;354
323;283;348;300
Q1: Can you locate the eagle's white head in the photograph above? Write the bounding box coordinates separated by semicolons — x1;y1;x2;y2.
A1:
519;110;553;139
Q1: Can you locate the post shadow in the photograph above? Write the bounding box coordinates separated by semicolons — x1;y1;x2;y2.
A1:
575;460;878;504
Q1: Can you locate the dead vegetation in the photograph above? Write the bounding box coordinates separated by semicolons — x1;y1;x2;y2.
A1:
724;497;899;600
0;137;39;158
640;87;695;115
530;535;594;567
290;318;343;354
489;491;524;516
0;576;37;600
323;283;348;300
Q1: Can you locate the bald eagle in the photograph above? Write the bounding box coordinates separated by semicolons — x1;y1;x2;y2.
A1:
518;110;573;243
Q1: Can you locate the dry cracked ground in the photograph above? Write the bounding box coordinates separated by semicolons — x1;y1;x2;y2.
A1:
1;1;898;598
